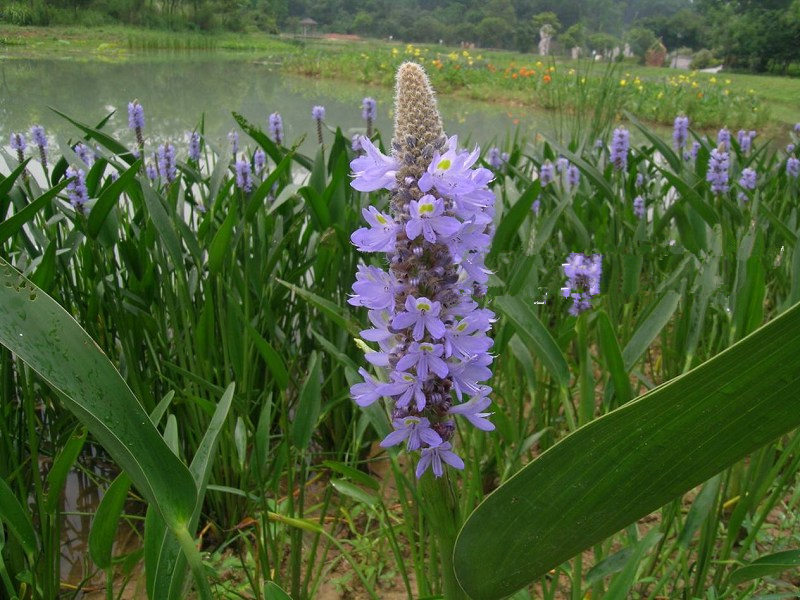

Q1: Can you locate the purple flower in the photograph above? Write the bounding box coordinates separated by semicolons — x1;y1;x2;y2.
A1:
362;97;377;122
351;134;364;152
610;127;629;171
419;136;490;197
351;206;399;252
127;101;145;131
9;133;25;152
350;137;398;192
269;112;283;145
487;147;504;169
254;148;266;174
379;371;426;411
415;442;464;478
633;195;645;219
75;143;95;167
556;157;569;173
739;167;757;191
157;143;177;182
188;131;201;161
381;416;442;451
449;392;495;431
561;253;602;316
405;195;461;243
707;148;730;194
449;353;493;399
787;157;799;178
65;166;88;211
717;128;730;149
688;141;700;162
235;158;254;192
146;161;158;181
673;115;689;150
350;368;382;407
392;296;446;341
348;264;396;311
442;312;494;359
738;130;756;154
228;131;239;157
794;123;800;134
787;144;796;154
312;105;325;120
567;164;580;189
396;342;449;381
539;161;555;186
531;198;541;215
30;125;46;149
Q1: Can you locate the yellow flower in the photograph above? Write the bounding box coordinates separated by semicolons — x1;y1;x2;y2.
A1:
568;68;575;75
620;79;627;86
725;78;731;84
392;48;399;56
462;50;469;57
468;59;474;66
536;61;543;67
637;85;644;92
414;49;421;56
657;91;664;99
691;81;699;88
580;77;586;84
477;54;483;60
709;76;717;83
748;88;755;94
724;89;730;96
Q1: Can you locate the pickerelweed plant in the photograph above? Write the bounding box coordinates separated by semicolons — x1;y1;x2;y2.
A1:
349;61;495;599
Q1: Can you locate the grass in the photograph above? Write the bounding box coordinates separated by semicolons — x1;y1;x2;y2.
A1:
0;44;799;600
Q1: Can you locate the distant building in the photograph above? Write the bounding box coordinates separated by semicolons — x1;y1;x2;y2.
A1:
299;17;318;37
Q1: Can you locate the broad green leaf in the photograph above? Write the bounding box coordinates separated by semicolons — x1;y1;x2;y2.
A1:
44;427;87;514
50;108;135;164
0;475;36;556
622;290;680;371
730;549;800;585
30;241;57;293
0;259;196;531
323;461;380;490
495;295;569;387
0;160;32;200
276;279;359;335
330;478;378;506
207;210;236;275
140;181;185;272
292;352;322;450
454;300;800;599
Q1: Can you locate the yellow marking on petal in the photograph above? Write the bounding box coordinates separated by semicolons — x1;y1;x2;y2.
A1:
437;158;452;171
417;302;431;311
376;214;388;224
457;322;468;331
419;203;434;214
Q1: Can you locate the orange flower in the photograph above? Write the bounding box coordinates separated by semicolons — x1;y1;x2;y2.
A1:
512;73;518;79
543;74;551;84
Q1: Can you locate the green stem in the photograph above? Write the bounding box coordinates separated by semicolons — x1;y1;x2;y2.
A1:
173;525;214;600
420;473;469;600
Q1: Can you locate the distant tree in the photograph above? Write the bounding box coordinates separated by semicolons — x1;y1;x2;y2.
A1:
476;15;514;48
514;21;537;52
626;26;657;61
558;21;585;50
587;32;619;56
531;11;560;32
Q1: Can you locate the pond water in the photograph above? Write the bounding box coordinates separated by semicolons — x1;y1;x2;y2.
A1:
0;51;561;157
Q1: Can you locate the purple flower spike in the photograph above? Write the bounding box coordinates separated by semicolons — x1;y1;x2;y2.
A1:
788;157;800;178
610;127;629;171
717;128;731;149
9;133;26;152
157;143;177;183
561;253;603;316
381;416;442;451
539;161;555;186
127;101;145;131
235;157;253;192
487;147;504;169
707;147;730;194
75;143;95;167
312;105;325;120
254;148;266;174
567;164;580;189
633;195;645;219
269;112;283;145
415;442;464;478
30;125;46;149
738;167;757;191
188;131;201;162
673;115;689;150
65;166;89;212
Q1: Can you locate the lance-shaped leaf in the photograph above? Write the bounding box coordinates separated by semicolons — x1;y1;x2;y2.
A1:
0;258;197;531
454;301;800;599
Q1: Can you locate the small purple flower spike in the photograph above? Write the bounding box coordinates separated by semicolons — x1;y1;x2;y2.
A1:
235;157;254;192
269;113;283;145
561;253;603;316
707;147;730;195
610;127;629;171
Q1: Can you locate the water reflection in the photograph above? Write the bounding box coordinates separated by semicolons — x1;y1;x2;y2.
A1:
0;52;555;156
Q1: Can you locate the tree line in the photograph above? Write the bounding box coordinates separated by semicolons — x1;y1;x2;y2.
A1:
2;0;799;73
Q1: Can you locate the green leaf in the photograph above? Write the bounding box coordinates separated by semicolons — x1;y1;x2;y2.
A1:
0;160;32;200
140;181;185;272
276;279;359;335
677;474;721;549
730;549;800;585
495;295;570;387
604;529;662;600
87;160;142;237
0;259;196;531
322;461;380;490
0;179;69;245
622;290;680;371
0;475;37;556
596;310;631;406
44;426;87;514
454;300;800;599
330;478;378;506
292;352;322;450
30;241;57;293
265;581;293;600
50;108;135;164
207;210;236;275
89;473;132;569
490;182;540;258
